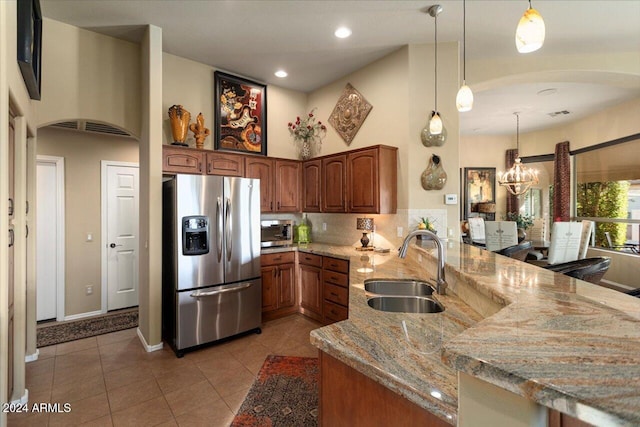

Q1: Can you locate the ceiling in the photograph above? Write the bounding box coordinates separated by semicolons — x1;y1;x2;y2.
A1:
40;0;640;135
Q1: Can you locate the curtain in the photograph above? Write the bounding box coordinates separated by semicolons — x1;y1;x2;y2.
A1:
553;141;571;221
505;148;519;215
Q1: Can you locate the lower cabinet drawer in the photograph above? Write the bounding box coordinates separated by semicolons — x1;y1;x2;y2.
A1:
323;283;348;306
324;300;348;323
323;271;348;288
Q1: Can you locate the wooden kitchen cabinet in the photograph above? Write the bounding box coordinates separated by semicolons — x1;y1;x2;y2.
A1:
298;252;323;322
321;154;347;213
245;157;301;213
162;145;204;175
205;152;244;176
322;256;349;324
302;159;321;212
261;251;297;321
347;145;397;214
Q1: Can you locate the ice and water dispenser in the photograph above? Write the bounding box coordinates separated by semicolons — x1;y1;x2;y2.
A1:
182;215;209;255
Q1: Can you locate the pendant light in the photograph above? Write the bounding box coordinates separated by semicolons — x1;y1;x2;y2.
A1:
456;0;473;112
421;4;447;147
515;0;545;53
498;113;539;196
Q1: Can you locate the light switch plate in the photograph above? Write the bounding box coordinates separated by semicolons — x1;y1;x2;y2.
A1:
444;194;457;205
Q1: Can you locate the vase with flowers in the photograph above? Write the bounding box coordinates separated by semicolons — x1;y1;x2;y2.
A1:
287;108;327;160
504;212;533;242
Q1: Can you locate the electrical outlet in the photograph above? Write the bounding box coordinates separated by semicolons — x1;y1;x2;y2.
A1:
397;226;403;237
322;223;327;231
86;285;93;296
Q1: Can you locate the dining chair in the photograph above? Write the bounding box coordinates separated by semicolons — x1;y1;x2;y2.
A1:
578;220;594;259
544;256;611;284
496;240;533;261
467;217;486;246
545;221;584;265
484;221;518;252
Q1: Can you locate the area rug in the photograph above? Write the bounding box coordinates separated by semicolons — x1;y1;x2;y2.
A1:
37;308;138;347
231;355;319;427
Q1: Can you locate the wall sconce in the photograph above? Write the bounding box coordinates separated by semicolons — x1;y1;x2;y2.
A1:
356;217;374;250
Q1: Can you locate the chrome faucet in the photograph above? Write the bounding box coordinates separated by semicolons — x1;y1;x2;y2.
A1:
398;229;447;295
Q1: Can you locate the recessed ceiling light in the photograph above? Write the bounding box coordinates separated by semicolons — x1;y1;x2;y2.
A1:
537;88;557;96
334;27;352;39
274;70;288;78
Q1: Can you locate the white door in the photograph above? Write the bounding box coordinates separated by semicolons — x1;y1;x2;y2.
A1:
104;163;139;310
36;157;65;321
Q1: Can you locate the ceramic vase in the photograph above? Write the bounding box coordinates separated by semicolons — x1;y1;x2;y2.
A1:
168;105;191;146
421;154;447;190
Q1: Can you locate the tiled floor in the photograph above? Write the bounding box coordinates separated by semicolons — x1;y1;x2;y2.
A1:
9;314;322;426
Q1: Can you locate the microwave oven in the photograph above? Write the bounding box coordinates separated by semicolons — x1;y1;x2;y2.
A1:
260;220;293;247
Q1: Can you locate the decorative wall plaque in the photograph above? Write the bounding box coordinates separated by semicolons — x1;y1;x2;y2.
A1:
328;83;372;146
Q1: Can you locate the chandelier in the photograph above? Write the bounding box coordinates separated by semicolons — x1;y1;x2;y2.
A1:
498;113;539;196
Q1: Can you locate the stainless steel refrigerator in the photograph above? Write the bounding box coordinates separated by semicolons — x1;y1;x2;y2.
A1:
162;174;261;357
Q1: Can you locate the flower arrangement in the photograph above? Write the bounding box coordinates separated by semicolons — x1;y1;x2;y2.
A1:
287;108;327;159
418;217;436;232
504;212;534;230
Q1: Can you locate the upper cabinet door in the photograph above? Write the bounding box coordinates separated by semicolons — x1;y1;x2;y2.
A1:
274;160;301;212
206;152;245;176
322;155;347;213
245;157;274;212
347;146;397;214
302;159;321;213
163;145;204;175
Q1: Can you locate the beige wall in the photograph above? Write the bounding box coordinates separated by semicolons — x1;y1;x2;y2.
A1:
162;52;306;159
37;127;139;316
38;19;142;136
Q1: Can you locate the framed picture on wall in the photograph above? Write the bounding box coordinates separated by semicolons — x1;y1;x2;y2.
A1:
462;167;496;220
214;71;267;156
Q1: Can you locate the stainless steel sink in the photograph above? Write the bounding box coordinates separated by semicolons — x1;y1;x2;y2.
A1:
364;278;434;296
367;296;444;314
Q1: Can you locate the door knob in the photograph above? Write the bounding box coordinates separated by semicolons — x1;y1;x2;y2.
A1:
109;243;122;248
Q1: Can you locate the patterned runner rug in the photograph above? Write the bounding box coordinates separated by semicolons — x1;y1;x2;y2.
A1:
37;308;138;347
231;355;319;427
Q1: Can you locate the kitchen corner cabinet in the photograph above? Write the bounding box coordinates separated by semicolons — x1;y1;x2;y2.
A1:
245;157;301;213
163;145;204;175
302;159;321;212
347;145;397;214
298;252;323;323
261;252;297;321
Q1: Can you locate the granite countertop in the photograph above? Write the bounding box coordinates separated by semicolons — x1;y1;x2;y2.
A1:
301;241;640;427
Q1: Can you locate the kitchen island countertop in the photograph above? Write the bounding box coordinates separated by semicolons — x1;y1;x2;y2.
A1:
302;241;640;426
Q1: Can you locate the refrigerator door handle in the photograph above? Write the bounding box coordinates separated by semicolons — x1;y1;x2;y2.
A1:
189;282;252;298
216;197;223;262
225;197;232;261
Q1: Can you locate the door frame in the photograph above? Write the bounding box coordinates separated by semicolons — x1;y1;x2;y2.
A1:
36;155;65;321
100;160;139;313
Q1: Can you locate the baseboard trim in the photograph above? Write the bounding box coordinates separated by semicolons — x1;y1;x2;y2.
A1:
25;349;39;363
137;327;163;352
10;389;29;405
63;310;103;322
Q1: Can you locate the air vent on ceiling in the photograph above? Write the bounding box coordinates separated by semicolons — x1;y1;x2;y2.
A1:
48;120;132;138
51;121;79;130
548;110;571;118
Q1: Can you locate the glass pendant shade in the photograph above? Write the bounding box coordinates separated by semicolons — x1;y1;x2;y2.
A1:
515;6;545;53
421;111;447;147
498;158;539;196
456;84;474;112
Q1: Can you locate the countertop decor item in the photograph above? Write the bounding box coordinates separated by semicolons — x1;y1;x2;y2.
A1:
215;71;267;155
189;112;211;149
421;5;447;147
328;83;373;146
168;105;191;146
421;154;447;190
356;217;374;250
287;107;327;160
